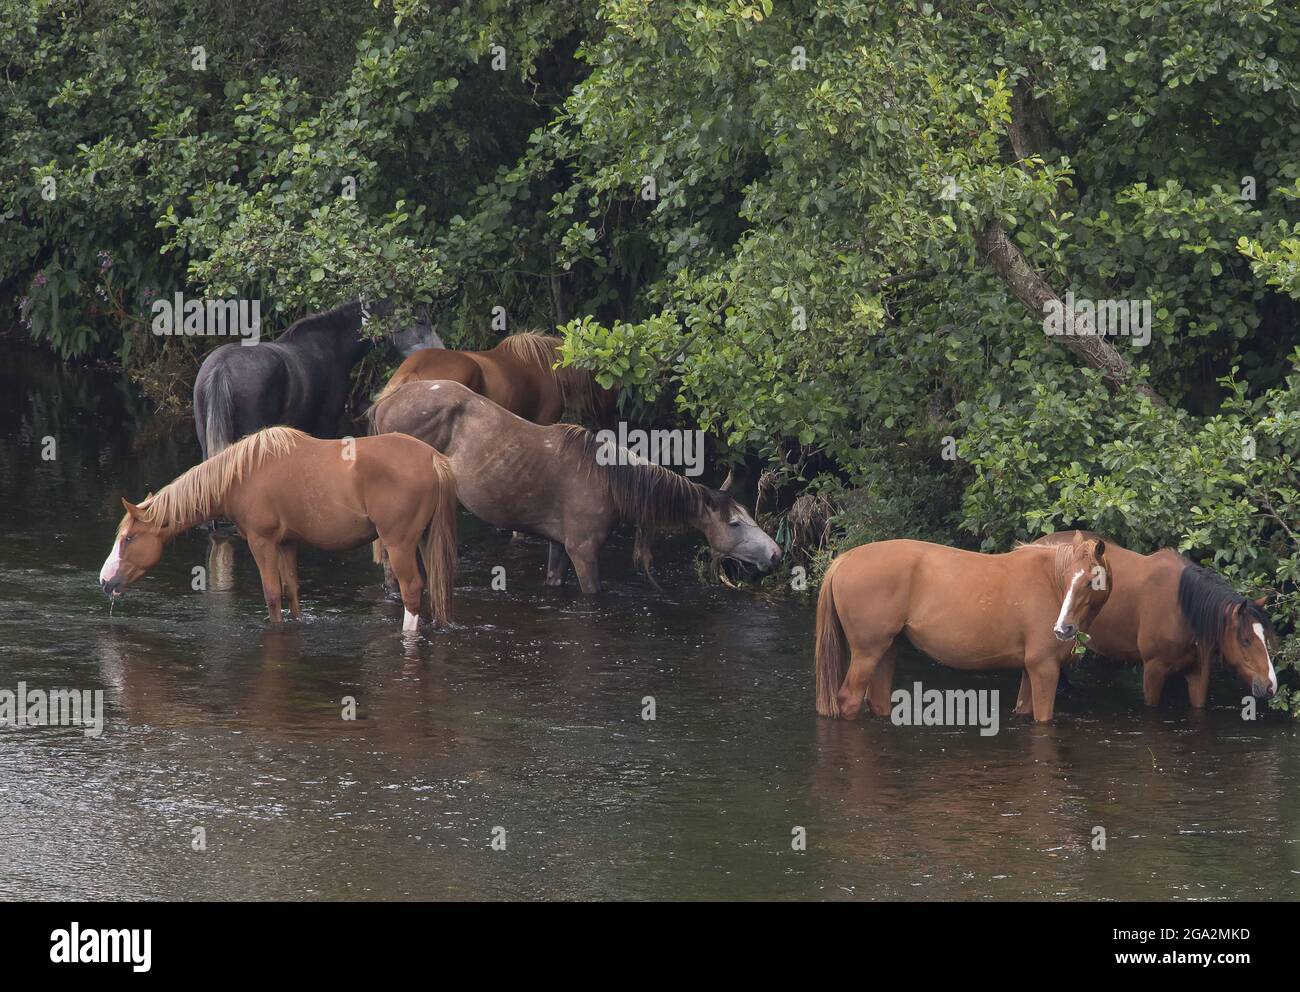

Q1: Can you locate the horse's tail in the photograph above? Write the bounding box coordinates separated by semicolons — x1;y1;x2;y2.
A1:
202;365;235;459
815;556;849;718
419;453;458;626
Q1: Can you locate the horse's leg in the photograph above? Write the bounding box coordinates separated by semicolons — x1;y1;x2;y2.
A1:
207;530;237;592
372;540;400;599
565;537;602;594
1183;653;1210;709
247;536;284;623
1024;657;1062;722
837;639;892;720
1142;660;1170;707
545;541;570;587
1014;671;1034;716
386;542;426;633
865;644;898;717
277;543;301;620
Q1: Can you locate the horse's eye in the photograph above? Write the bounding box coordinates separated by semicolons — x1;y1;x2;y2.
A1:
729;520;741;528
122;536;133;545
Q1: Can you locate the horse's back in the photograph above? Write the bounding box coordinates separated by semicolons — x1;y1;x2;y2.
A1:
826;540;1045;659
386;348;486;394
195;342;295;455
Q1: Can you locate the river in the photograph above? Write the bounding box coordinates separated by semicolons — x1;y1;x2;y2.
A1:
1;344;1296;900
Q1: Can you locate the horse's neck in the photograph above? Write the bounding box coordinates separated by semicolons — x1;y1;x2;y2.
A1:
285;313;369;366
144;484;234;536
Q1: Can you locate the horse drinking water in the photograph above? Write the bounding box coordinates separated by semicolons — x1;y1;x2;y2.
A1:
193;299;442;591
815;536;1112;722
98;427;457;629
369;380;780;593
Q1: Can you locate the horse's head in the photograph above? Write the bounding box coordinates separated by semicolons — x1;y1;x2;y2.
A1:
1052;536;1111;641
695;475;782;573
1221;597;1278;699
98;498;166;599
361;299;444;356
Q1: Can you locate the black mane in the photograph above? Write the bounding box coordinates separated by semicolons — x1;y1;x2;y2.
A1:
1177;562;1274;658
556;425;734;528
277;300;364;340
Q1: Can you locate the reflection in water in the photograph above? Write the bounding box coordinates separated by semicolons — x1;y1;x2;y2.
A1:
0;344;1297;900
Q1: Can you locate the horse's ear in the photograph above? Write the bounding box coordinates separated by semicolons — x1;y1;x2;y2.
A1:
1254;594;1270;607
121;498;143;519
1094;539;1106;559
719;470;734;493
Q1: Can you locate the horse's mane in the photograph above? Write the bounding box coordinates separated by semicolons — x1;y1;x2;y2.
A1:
277;300;363;340
497;332;600;414
1177;562;1276;661
126;426;306;530
1011;539;1095;592
555;424;734;580
555;425;733;529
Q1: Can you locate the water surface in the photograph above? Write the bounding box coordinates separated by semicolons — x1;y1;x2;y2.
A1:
1;346;1296;900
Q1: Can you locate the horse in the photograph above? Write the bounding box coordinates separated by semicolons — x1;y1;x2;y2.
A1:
1034;531;1278;707
193;299;442;459
373;331;617;427
98;426;457;630
368;380;780;593
814;535;1112;722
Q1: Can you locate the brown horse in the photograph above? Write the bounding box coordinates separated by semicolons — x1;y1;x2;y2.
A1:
369;380;781;593
98;427;457;629
815;536;1111;722
375;331;616;426
1034;531;1278;707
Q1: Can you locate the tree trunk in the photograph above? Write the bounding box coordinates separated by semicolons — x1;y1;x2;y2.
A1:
978;220;1163;404
982;77;1164;404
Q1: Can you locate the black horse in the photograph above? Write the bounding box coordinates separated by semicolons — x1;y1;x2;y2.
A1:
193;299;441;458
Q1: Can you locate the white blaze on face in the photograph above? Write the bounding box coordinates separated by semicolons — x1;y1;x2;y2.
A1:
1054;570;1086;636
99;537;122;585
1253;622;1277;695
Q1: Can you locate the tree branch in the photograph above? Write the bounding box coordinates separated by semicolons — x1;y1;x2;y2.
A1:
978;220;1164;404
982;76;1165;404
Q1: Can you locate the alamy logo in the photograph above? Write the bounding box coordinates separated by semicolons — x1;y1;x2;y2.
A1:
595;423;705;477
151;293;261;345
890;682;1000;736
50;923;151;972
1043;292;1151;347
0;682;104;738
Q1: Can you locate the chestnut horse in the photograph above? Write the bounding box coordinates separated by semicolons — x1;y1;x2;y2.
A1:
98;427;457;629
1034;531;1278;706
374;331;616;426
815;536;1111;722
369;380;780;592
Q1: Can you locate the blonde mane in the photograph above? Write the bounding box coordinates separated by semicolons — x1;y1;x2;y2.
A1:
125;426;306;531
496;332;600;414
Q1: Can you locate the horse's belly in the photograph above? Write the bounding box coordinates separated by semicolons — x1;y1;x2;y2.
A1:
455;482;560;541
903;626;1024;671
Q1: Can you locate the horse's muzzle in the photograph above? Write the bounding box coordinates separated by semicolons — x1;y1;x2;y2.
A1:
101;578;124;599
1053;623;1077;641
765;548;782;570
1251;679;1276;700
